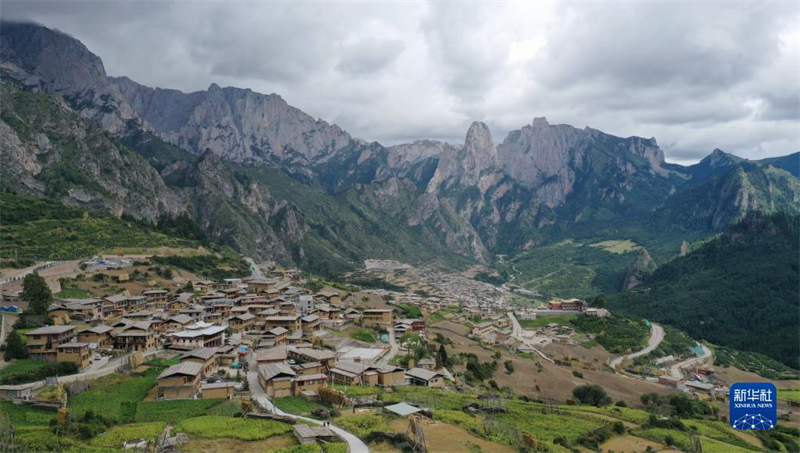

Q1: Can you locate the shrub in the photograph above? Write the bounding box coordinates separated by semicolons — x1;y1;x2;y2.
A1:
0;360;78;385
572;384;612;407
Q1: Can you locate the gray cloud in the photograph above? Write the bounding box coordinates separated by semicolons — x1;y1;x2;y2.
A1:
337;38;405;76
1;0;797;164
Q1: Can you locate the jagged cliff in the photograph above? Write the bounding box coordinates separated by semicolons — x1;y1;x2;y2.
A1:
1;20;798;272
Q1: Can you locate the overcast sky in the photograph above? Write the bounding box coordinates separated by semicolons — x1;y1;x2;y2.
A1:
3;1;798;164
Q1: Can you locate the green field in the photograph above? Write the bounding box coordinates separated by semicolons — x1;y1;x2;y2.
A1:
588;239;642;254
68;374;156;422
89;422;166;448
134;399;228;422
0;359;49;381
349;330;378;343
176;415;293;440
519;315;576;329
2;368;293;452
272;397;330;417
778;388;800;403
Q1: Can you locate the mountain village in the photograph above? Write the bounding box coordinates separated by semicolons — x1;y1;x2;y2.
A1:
0;254;750;452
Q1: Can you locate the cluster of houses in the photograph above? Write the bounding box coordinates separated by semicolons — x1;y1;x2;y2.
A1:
18;272;453;401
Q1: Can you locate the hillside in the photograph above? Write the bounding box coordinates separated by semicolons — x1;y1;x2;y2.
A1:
610;212;800;369
0;192;201;260
1;21;799;277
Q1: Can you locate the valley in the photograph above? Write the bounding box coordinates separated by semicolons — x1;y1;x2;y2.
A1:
0;17;797;453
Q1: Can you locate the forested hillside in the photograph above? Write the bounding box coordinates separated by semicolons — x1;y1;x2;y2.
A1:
611;212;800;369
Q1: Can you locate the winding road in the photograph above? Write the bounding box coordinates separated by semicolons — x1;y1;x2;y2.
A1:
670;343;713;379
246;354;370;453
609;322;664;369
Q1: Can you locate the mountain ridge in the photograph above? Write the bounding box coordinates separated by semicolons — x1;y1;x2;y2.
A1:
1;20;798;273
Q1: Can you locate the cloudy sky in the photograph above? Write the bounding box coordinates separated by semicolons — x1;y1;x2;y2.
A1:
3;1;798;164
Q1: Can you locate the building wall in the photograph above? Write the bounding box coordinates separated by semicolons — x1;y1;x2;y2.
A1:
56;349;89;368
202;386;235;399
293;379;325;396
158;375;200;400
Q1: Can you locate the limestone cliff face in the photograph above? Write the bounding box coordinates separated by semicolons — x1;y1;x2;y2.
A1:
622;248;657;290
110;77;353;169
427;121;499;193
3;20;799;269
0;84;182;221
181;151;308;263
0;22;144;135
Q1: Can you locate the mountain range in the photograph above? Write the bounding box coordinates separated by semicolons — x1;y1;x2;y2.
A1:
1;21;798;276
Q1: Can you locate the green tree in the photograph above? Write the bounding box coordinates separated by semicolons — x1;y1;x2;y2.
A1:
591;294;608;308
3;329;28;360
572;384;612;407
436;344;448;369
504;360;514;374
22;272;52;316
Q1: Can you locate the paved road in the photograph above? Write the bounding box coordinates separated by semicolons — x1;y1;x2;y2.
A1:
670;343;713;379
83;356;110;373
610;323;664;369
507;312;555;364
246;354;370;453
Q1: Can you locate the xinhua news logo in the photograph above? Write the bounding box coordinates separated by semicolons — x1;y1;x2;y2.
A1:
730;383;777;430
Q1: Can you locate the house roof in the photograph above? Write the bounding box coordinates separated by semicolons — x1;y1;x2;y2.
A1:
267;326;289;336
256;346;288;361
105;294;128;303
86;325;114;334
232;313;256;321
158;361;203;379
121;321;155;331
384;402;422;416
265;315;300;321
26;325;75;335
290;348;336;361
56;342;89;349
259;362;296;381
171;325;225;338
331;360;367;376
405;367;441;382
294;373;327;382
180;347;219;361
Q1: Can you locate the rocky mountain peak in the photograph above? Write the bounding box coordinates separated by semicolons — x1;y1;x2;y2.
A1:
0;21;143;135
707;148;734;167
532;116;550;128
463;121;498;162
